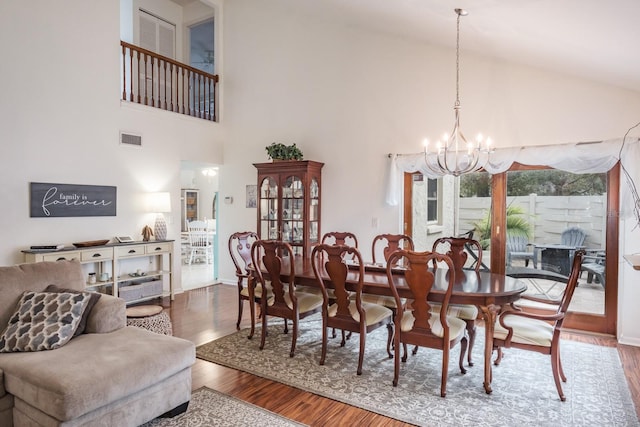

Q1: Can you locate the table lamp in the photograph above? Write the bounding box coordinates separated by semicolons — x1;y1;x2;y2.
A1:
148;192;171;241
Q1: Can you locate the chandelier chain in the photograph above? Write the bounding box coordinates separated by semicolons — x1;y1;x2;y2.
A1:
455;11;461;108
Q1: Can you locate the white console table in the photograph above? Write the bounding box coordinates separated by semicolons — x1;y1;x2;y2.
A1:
22;240;174;304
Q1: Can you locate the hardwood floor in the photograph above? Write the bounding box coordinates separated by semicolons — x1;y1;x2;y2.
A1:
162;284;640;425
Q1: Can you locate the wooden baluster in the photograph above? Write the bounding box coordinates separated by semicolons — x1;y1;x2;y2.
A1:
144;52;149;105
163;60;168;110
129;48;134;102
150;56;155;107
121;45;127;101
137;51;142;104
181;68;186;114
213;76;218;122
170;63;175;112
187;70;192;116
197;73;202;118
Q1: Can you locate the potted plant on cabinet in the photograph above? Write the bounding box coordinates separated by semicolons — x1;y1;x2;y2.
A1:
265;142;304;161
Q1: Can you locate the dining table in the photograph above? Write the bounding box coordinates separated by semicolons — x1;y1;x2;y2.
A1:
250;256;527;394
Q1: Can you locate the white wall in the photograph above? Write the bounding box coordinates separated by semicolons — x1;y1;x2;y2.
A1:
0;1;224;292
216;0;640;342
2;0;640;343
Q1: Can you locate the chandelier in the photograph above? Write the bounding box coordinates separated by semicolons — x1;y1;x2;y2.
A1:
424;8;493;177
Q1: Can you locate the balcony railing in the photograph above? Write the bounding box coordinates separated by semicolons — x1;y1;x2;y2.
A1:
120;41;219;122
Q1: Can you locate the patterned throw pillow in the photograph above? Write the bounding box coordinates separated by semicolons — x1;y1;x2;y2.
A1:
45;285;101;336
0;291;91;352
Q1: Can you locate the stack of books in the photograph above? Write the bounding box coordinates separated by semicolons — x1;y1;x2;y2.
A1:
29;244;65;251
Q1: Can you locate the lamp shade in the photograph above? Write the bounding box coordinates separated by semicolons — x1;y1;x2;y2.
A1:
147;192;171;213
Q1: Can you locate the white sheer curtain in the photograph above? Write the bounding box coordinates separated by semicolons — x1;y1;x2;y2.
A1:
387;138;640;221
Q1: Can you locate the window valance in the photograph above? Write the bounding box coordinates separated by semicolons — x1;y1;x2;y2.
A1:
386;138;640;222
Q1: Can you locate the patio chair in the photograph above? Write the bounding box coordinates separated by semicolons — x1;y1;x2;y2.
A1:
506;234;537;268
493;250;585;401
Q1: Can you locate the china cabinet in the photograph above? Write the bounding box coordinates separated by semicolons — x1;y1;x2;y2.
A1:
181;189;199;231
254;160;323;258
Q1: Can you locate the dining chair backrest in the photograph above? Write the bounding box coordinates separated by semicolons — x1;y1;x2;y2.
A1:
432;236;483;272
312;243;364;315
188;221;212;249
386;249;456;336
506;234;528;252
554;249;585;325
372;234;414;266
228;231;258;279
321;232;358;248
251;239;296;312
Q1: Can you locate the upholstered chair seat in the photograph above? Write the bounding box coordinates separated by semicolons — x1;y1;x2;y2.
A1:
494;315;554;347
268;291;323;313
400;311;467;339
328;301;392;326
430;303;478;321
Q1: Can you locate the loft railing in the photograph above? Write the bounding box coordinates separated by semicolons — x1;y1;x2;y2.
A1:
120;41;219;122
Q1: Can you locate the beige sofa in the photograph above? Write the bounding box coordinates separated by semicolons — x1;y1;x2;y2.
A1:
0;260;195;426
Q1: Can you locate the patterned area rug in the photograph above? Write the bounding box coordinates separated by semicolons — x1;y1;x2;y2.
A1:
196;315;639;427
141;387;307;426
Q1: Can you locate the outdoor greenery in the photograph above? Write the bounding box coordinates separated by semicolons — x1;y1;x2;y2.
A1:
460;170;606;197
472;205;533;249
265;142;304;161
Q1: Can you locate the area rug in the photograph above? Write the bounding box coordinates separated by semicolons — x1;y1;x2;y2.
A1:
141;387;307;426
196;315;639;427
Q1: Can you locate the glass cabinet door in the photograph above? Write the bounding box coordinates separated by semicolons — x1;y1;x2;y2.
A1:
309;178;319;243
282;175;304;253
259;177;278;240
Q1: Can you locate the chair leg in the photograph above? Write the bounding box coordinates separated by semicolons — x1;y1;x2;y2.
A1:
551;346;566;401
236;297;243;330
357;332;365;375
259;311;267;350
386;323;394;359
412;344;419;356
493;347;504;366
320;323;328;366
459;336;468;374
440;348;449;397
401;343;408;362
340;330;347;347
393;336;401;387
466;321;476;366
289;318;298;358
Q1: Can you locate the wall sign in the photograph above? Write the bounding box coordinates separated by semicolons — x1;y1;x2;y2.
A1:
30;182;117;217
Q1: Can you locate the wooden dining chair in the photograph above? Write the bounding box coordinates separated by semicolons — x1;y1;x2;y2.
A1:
251;240;324;357
312;244;393;375
492;250;585;401
371;233;414;266
362;234;415;316
228;231;265;337
386;249;468;397
321;231;359;248
427;236;481;366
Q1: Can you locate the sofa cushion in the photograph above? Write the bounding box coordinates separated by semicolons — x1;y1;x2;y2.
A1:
0;326;195;421
45;284;101;336
0;291;91;352
0;260;85;333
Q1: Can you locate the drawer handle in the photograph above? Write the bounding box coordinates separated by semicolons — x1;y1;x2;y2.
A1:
92;253;101;258
154;247;162;251
128;249;136;254
57;257;66;261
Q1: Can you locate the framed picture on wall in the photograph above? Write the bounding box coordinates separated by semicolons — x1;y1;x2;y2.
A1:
246;185;257;208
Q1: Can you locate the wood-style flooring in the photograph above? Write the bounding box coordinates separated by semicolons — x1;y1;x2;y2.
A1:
162;284;640;426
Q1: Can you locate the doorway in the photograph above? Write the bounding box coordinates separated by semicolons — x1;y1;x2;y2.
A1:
180;161;219;290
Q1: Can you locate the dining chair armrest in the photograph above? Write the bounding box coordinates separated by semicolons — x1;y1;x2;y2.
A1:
520;294;562;306
499;309;564;326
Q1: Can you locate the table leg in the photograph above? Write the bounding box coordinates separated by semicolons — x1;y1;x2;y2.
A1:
479;304;500;394
247;276;256;339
